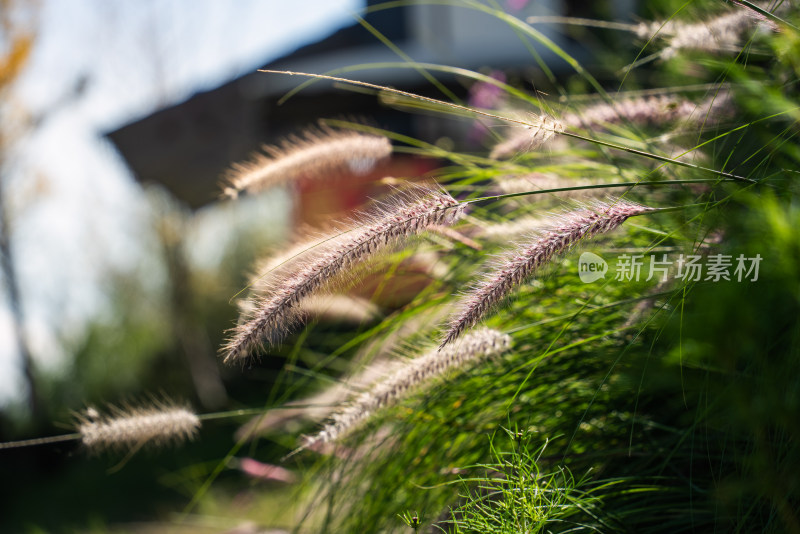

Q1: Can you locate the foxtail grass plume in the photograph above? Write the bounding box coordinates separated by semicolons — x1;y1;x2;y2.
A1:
222;125;392;198
77;402;200;453
440;199;654;347
223;187;465;363
303;328;512;449
562;93;731;130
636;5;777;59
489;115;564;159
491;93;731;160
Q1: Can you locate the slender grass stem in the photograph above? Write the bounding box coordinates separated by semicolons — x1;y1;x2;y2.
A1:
260;70;758;183
463;179;738;204
0;433;81;450
524;16;639;32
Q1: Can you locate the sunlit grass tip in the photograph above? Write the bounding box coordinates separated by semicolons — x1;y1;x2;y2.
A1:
440;199;654;348
222;185;465;364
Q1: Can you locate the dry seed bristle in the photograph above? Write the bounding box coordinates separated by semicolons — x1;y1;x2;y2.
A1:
222;187;465;363
440;200;653;347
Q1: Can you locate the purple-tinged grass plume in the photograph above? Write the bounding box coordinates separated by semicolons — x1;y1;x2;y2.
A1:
562;93;732;130
302;328;512;450
526;4;780;53
77;402;200;454
222;125;392;198
440;199;654;348
636;5;778;59
491;93;731;160
222;187;465;363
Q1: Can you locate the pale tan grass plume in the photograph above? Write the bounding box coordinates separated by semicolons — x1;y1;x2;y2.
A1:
222;125;392;198
77;402;200;453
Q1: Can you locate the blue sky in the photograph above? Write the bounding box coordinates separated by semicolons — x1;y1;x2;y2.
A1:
0;0;363;404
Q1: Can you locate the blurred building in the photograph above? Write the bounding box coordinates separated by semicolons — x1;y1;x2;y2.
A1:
106;0;633;214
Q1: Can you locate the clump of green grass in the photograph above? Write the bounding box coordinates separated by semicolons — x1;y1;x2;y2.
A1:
444;431;595;533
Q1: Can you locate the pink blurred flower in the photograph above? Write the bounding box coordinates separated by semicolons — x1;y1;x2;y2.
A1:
238;458;296;483
506;0;530;12
468;70;506;110
467;71;507;145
